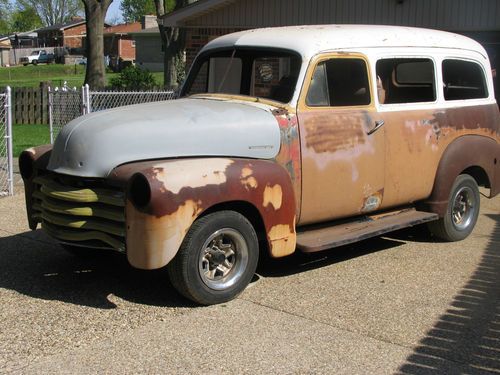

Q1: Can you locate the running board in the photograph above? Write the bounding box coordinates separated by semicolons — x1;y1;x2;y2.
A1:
296;208;438;253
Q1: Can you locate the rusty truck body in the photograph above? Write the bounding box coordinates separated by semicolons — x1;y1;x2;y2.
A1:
20;25;500;305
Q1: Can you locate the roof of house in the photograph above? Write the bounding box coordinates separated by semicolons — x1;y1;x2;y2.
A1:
161;0;234;26
0;39;11;49
202;25;487;59
129;27;160;36
104;22;142;35
36;19;87;32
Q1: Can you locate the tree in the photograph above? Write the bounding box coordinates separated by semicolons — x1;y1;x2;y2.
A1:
154;0;195;89
81;0;112;89
18;0;83;26
120;0;156;23
0;0;12;34
10;8;43;32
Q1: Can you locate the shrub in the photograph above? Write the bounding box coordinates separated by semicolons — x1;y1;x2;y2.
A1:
109;66;157;90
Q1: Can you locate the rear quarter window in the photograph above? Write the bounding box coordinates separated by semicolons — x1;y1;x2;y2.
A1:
376;58;436;104
442;59;488;100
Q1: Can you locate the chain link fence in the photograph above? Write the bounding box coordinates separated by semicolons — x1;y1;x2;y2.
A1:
48;85;84;143
49;84;176;142
0;87;13;197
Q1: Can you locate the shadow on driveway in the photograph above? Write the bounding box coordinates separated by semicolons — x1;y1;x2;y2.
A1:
0;225;411;309
0;230;193;309
257;231;411;278
398;213;500;374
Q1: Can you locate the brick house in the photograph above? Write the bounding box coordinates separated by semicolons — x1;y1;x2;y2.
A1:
104;22;142;69
36;18;88;51
160;0;500;101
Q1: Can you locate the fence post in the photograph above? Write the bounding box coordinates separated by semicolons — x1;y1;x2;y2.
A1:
48;86;54;144
5;86;13;196
82;84;90;115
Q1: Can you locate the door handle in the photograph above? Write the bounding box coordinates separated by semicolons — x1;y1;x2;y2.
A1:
367;120;385;135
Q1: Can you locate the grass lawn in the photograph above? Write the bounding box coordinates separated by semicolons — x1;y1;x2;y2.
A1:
12;124;51;157
0;64;164;88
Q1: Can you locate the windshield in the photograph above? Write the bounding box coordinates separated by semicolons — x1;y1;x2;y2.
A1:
182;48;302;104
30;51;40;56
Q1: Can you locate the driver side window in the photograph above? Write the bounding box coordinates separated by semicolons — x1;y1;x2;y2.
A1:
306;58;371;107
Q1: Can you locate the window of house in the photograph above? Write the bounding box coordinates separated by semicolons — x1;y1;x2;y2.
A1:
306;58;371;107
442;59;488;100
376;58;436;104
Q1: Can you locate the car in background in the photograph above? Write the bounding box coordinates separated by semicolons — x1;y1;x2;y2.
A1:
20;50;55;66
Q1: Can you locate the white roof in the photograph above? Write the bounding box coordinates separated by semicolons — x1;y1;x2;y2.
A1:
202;25;487;59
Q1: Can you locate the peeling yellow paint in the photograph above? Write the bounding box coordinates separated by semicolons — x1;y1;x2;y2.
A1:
263;184;283;210
240;167;258;190
127;199;202;269
268;223;296;257
241;167;253;178
152;159;234;194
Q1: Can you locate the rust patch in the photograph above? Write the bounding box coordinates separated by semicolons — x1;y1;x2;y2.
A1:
263;184;283;210
361;188;383;213
272;108;288;116
273;112;302;220
304;112;370;153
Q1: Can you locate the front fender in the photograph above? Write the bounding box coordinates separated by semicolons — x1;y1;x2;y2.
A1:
109;158;297;270
425;135;499;216
19;145;53;230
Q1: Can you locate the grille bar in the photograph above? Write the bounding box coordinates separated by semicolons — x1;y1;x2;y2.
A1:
32;173;126;252
34;175;125;206
33;191;125;222
42;222;125;252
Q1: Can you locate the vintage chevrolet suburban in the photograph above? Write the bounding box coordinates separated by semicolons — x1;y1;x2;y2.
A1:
20;25;500;305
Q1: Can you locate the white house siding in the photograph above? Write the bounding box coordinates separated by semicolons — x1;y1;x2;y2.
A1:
185;0;500;32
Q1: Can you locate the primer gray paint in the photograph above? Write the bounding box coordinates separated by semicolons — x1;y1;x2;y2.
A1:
48;98;281;178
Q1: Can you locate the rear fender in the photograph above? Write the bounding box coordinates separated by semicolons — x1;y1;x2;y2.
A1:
425;135;499;216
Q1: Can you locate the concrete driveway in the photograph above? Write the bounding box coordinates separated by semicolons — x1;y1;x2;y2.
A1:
0;191;499;374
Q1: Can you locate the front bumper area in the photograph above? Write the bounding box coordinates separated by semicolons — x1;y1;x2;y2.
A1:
28;172;126;252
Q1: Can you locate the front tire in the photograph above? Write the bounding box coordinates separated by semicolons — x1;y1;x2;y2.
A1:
167;211;259;305
428;174;480;241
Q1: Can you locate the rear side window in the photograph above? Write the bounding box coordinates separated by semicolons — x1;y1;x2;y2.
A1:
306;58;371;107
376;58;436;104
442;59;488;100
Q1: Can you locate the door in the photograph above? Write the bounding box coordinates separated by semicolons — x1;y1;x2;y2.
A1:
297;54;385;225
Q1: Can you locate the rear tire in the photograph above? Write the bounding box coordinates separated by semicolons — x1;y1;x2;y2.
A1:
167;211;259;305
32;60;38;65
428;174;480;241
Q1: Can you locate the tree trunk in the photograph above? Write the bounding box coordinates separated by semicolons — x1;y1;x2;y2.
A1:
82;0;112;90
158;24;182;89
155;0;193;90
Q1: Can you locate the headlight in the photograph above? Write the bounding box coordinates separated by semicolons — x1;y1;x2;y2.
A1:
128;173;151;209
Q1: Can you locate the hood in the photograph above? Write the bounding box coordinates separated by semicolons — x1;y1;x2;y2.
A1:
48;98;281;178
